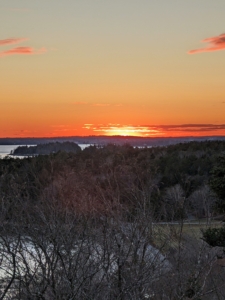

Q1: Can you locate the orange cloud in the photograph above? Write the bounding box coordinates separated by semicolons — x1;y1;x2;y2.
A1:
0;38;28;46
83;124;162;136
155;124;225;132
0;46;46;57
188;33;225;54
82;123;225;137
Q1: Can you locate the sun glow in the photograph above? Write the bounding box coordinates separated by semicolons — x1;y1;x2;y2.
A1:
103;126;156;136
83;124;162;137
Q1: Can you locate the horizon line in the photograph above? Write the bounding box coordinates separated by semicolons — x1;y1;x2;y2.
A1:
1;134;225;139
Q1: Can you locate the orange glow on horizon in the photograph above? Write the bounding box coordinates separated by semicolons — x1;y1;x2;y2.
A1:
1;4;225;141
78;124;225;138
1;122;225;139
82;124;162;137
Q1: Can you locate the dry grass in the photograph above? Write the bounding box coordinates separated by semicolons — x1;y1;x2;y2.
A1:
152;221;223;251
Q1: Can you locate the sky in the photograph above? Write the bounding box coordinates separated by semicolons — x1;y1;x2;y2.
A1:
0;0;225;137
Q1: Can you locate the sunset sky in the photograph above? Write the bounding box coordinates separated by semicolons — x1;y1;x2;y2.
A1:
1;0;225;137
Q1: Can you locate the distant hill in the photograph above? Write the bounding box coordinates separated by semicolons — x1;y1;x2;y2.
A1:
11;142;81;156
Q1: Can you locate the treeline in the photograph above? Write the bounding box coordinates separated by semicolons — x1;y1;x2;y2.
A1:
1;140;225;223
1;141;225;298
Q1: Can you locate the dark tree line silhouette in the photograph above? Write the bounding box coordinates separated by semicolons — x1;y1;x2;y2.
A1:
0;141;225;299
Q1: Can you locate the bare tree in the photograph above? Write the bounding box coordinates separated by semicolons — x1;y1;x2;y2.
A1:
162;184;186;221
189;185;216;224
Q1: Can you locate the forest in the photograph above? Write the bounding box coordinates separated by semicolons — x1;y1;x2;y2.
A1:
0;140;225;299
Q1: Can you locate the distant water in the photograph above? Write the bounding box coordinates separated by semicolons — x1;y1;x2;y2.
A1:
0;145;24;158
78;144;94;150
0;144;93;158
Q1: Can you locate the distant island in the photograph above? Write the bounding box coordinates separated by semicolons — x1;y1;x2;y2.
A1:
11;142;81;156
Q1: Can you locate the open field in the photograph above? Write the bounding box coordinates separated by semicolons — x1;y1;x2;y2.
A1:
152;221;223;250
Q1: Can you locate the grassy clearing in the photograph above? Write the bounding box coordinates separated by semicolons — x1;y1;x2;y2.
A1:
152;221;223;250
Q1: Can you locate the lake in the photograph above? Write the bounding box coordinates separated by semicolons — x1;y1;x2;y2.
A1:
0;145;25;158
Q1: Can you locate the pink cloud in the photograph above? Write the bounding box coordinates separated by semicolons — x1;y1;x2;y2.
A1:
188;33;225;54
0;38;28;46
0;46;46;57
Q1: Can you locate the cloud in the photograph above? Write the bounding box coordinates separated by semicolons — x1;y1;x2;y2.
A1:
149;124;225;132
83;124;162;136
83;123;225;136
0;38;28;46
0;47;46;57
188;33;225;54
83;124;94;130
0;37;46;58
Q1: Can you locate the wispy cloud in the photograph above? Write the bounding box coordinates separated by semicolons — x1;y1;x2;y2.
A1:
188;33;225;54
0;37;46;58
154;124;225;132
82;123;225;136
83;124;94;130
0;47;46;57
0;38;28;46
83;124;162;136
